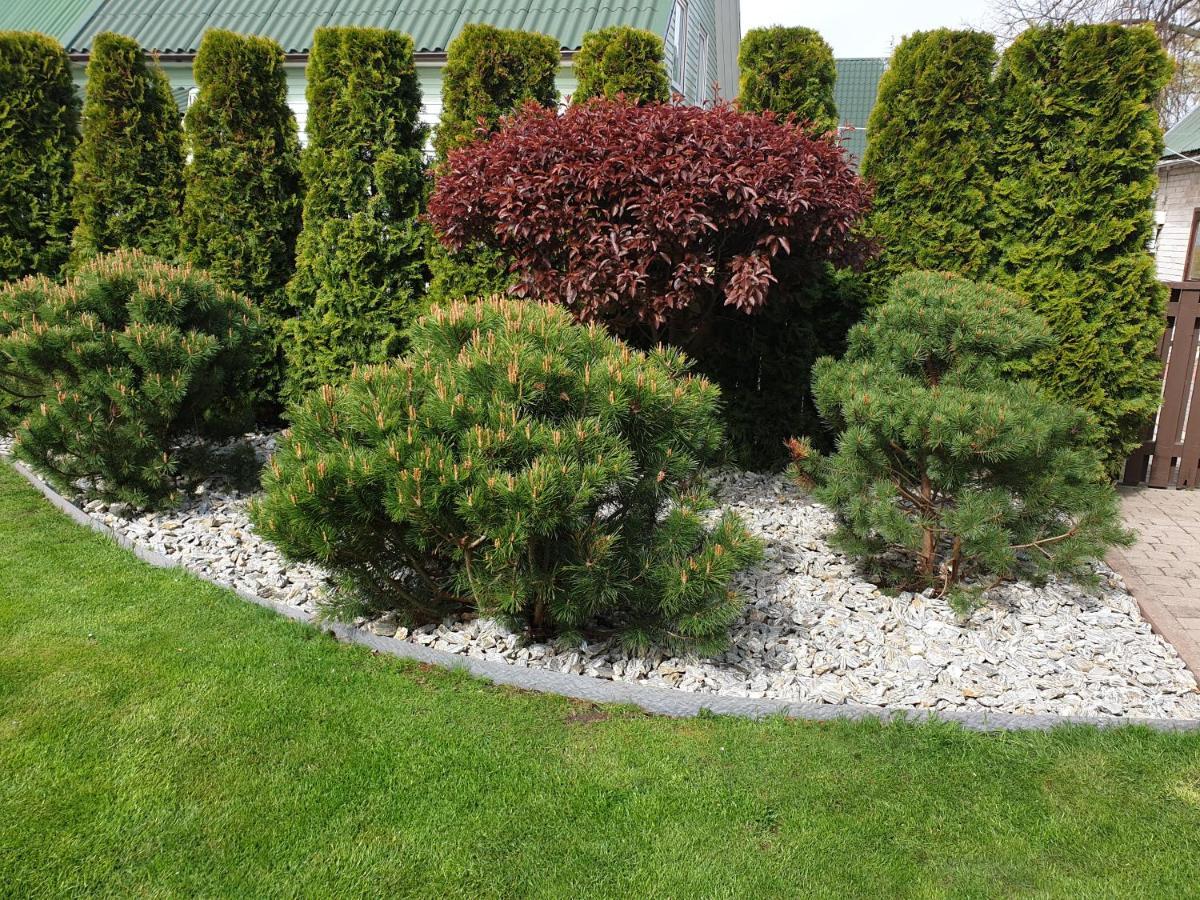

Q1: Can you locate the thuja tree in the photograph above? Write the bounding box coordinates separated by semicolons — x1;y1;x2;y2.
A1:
428;24;561;304
253;299;761;651
433;23;560;160
182;28;302;377
71;32;184;261
427;99;871;465
1;250;264;507
0;32;78;282
991;24;1170;468
738;26;838;132
791;271;1130;609
861;29;996;285
424;238;513;306
573;26;670;103
286;27;427;398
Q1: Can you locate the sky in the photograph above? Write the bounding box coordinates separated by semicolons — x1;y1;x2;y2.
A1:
741;0;996;57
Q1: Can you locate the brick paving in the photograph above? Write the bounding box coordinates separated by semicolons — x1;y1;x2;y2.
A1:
1109;487;1200;675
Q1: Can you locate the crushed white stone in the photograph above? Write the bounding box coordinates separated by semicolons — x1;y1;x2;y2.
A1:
8;432;1200;720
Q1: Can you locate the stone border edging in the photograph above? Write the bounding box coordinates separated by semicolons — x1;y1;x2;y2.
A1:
1107;546;1200;679
9;456;1200;734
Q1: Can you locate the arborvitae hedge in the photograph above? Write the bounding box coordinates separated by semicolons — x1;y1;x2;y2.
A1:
433;23;560;160
573;26;670;104
862;29;996;285
71;32;184;261
0;32;78;281
991;24;1170;468
428;24;558;304
737;26;838;131
285;27;427;397
182;29;302;319
424;238;514;306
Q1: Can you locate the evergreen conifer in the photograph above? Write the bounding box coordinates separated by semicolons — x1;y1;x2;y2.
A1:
991;24;1170;467
574;26;670;104
862;30;996;285
254;298;761;651
793;271;1131;608
285;27;427;397
71;32;184;261
738;26;838;132
0;32;78;281
3;250;264;507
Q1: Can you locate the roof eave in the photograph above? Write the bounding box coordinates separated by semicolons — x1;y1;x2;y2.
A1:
67;48;578;64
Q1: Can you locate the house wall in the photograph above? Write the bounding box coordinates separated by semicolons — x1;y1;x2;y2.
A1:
1154;162;1200;281
663;0;720;102
713;0;740;100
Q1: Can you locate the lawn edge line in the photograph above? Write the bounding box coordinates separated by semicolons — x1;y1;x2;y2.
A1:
7;455;1200;734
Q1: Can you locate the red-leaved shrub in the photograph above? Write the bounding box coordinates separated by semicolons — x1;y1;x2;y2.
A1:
427;98;870;339
427;98;873;465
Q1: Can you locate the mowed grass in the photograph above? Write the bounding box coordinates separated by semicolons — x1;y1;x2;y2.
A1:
1;464;1199;898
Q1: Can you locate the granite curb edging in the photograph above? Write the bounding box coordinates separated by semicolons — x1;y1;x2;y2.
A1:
1107;545;1200;679
9;456;1200;734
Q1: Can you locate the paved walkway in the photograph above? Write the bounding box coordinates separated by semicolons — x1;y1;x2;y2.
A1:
1110;486;1200;675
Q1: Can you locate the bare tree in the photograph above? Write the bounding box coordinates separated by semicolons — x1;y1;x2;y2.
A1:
990;0;1200;128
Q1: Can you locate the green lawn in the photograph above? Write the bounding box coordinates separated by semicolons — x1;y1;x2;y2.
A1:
1;463;1199;898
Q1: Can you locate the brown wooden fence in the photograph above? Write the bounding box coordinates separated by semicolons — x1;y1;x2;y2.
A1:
1122;281;1200;489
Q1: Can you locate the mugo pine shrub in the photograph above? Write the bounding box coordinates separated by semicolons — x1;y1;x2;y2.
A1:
183;29;302;402
0;32;78;282
790;271;1130;609
861;29;996;285
427;98;871;465
253;298;761;651
286;27;427;398
992;24;1170;468
71;32;184;261
1;250;264;507
737;26;838;132
574;26;670;104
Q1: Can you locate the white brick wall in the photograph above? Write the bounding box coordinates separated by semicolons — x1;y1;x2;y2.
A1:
1155;163;1200;281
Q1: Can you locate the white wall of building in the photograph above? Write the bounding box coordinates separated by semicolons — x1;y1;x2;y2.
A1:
1155;161;1200;281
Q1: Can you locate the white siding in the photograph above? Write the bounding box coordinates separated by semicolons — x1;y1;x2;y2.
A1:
713;0;739;100
664;0;720;104
1155;162;1200;281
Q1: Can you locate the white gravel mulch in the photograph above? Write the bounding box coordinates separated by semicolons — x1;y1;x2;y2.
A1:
7;432;1199;720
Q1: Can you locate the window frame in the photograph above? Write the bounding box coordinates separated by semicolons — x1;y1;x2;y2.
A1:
696;24;710;103
670;0;688;93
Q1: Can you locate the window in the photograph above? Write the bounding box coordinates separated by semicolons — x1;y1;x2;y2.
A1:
671;0;688;91
187;86;199;108
1186;209;1200;280
696;25;710;103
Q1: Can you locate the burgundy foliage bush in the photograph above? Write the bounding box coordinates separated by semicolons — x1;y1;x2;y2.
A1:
426;98;871;344
426;98;873;466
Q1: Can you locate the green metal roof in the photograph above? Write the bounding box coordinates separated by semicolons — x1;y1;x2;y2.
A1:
0;0;104;41
1163;105;1200;159
834;57;887;166
0;0;674;55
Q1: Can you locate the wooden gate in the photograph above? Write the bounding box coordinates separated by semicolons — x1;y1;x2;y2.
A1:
1123;282;1200;488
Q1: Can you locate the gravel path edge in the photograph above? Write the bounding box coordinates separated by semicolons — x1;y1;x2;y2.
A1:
1106;544;1200;679
10;456;1200;734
